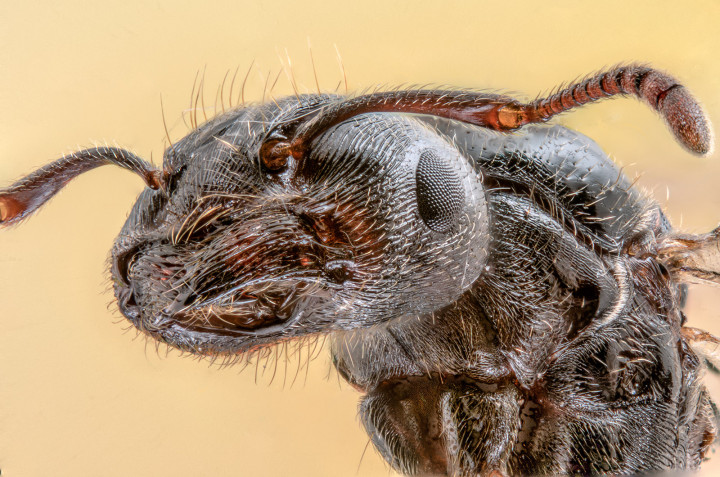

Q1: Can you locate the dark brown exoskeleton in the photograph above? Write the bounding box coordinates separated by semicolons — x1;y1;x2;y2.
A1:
2;64;719;476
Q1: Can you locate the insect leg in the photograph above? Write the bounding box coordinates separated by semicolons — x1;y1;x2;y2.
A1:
658;227;720;285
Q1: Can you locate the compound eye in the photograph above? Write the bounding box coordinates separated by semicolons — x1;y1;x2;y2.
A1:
415;149;464;233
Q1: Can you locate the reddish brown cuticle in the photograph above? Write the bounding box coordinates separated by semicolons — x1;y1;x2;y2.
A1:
524;65;713;155
290;138;305;159
659;87;714;156
0;198;8;222
497;105;530;129
0;196;22;223
145;170;164;190
259;140;291;172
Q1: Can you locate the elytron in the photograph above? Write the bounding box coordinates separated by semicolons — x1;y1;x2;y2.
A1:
2;63;718;475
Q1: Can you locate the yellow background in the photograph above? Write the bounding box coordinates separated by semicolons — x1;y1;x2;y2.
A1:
1;1;720;476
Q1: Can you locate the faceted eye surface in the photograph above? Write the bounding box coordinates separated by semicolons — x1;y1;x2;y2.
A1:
415;149;464;233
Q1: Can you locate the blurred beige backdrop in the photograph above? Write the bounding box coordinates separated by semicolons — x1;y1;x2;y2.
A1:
1;1;720;476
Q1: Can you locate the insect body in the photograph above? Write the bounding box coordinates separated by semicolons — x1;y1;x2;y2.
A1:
1;64;718;475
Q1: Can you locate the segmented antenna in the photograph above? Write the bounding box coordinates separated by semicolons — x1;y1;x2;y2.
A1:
0;147;162;227
527;64;713;156
263;63;713;169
